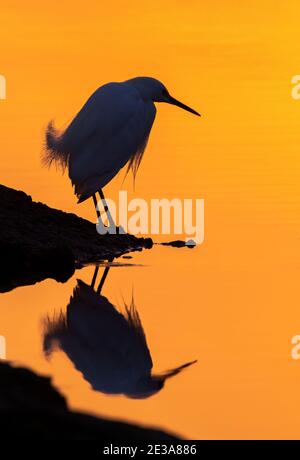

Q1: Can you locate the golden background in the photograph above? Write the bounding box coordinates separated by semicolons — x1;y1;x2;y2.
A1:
1;0;300;439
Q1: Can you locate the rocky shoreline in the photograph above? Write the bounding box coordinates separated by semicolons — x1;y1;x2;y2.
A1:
0;361;178;440
0;184;152;292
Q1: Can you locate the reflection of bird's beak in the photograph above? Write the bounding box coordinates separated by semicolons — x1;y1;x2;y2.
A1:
158;359;198;381
166;95;201;116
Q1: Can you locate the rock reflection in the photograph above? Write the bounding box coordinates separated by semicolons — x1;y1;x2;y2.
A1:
43;265;196;399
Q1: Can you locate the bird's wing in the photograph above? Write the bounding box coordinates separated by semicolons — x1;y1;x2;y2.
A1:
43;281;153;394
66;280;132;347
68;282;153;370
123;298;153;373
61;83;136;155
63;82;156;200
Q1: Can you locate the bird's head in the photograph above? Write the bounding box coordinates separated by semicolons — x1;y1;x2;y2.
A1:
127;77;200;116
125;376;165;399
125;359;197;399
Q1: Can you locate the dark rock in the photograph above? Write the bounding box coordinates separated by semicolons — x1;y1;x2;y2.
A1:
0;184;153;292
160;239;196;248
0;361;178;440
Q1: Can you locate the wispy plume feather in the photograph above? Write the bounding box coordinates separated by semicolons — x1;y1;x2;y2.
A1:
42;121;69;172
125;135;150;186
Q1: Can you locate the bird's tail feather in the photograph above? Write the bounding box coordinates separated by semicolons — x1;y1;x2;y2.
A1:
42;311;67;358
42;121;69;172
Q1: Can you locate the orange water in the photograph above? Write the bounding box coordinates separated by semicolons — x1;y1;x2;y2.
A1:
0;0;300;439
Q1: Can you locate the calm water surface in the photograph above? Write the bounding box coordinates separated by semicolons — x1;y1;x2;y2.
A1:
1;238;300;440
1;247;202;438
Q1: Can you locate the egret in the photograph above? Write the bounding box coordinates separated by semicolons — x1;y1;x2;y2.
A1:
43;77;200;222
43;266;197;399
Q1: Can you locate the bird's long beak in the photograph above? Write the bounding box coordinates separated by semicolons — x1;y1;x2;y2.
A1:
155;360;198;381
166;95;201;116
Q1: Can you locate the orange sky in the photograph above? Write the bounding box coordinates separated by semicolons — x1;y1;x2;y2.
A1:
1;0;300;439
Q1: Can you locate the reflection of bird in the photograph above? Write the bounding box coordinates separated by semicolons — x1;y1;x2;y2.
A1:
43;268;196;399
43;77;200;222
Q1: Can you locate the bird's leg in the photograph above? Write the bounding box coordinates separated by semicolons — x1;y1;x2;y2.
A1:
90;265;100;289
94;192;110;233
97;266;110;294
98;189;116;230
93;194;101;220
97;258;114;294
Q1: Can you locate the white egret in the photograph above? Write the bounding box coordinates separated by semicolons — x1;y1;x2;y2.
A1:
43;77;200;221
43;266;197;399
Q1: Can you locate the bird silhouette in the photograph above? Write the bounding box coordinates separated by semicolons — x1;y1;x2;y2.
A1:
43;266;197;399
43;77;200;222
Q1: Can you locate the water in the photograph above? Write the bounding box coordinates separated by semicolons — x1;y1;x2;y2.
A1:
1;228;300;439
1;0;300;440
1;246;202;438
